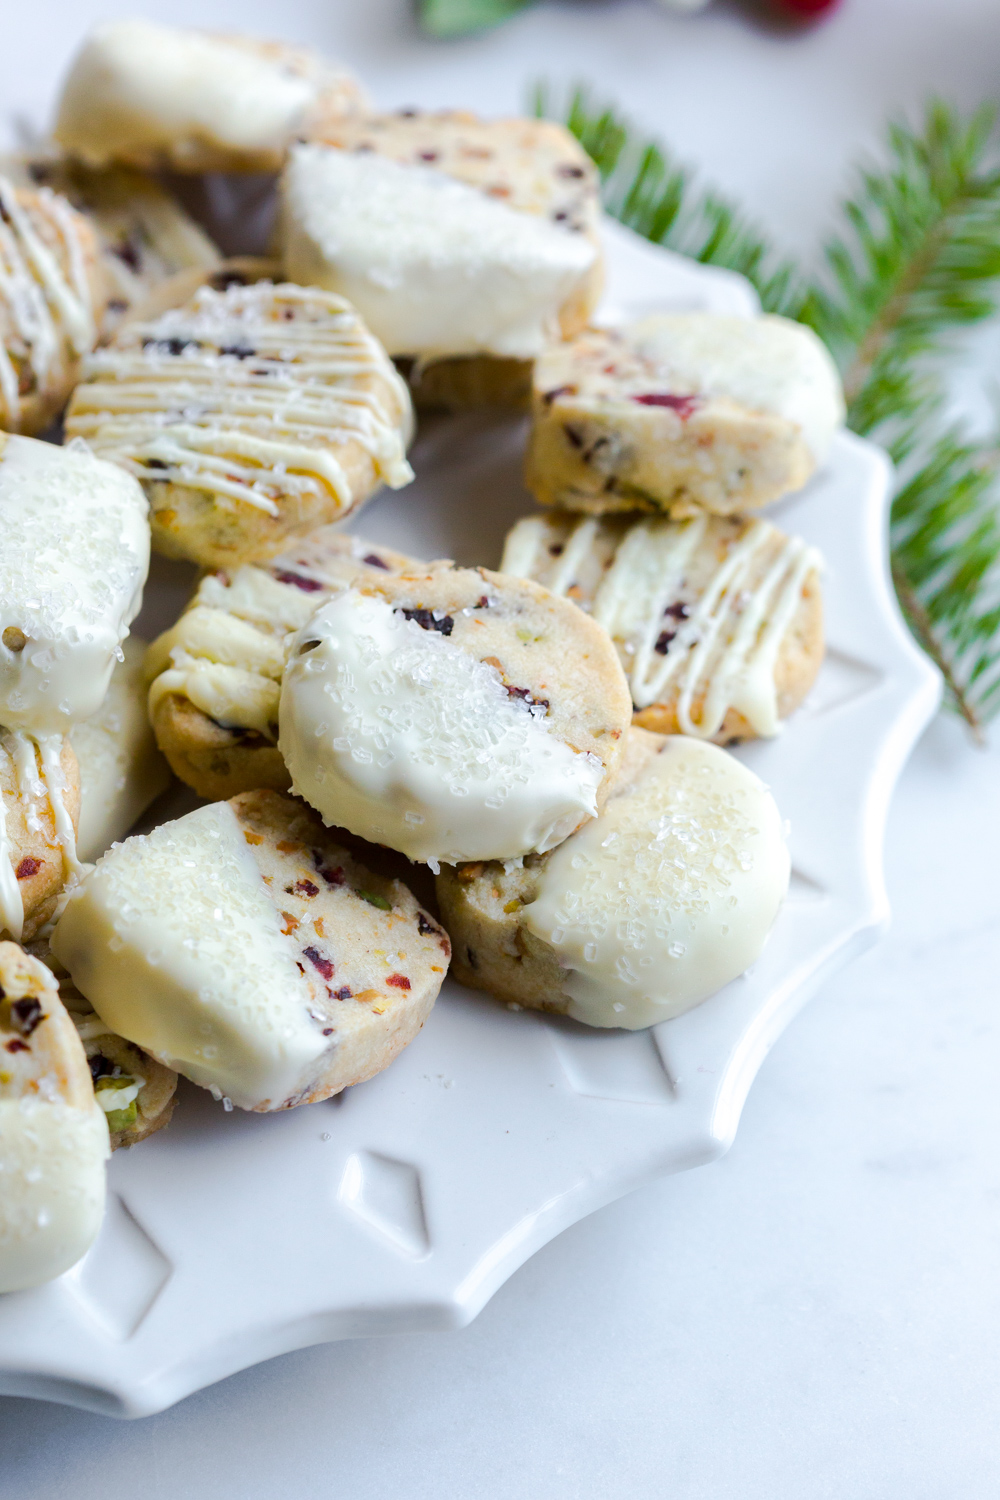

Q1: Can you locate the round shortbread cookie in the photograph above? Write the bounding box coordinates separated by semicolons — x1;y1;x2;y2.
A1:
1;153;222;338
55;21;366;174
51;790;451;1112
501;510;824;743
279;558;632;864
65;269;414;569
527;316;844;517
291;109;603;344
0;732;81;944
145;529;417;800
281;111;602;412
0;433;151;736
0;177;105;435
437;728;790;1030
0;942;109;1293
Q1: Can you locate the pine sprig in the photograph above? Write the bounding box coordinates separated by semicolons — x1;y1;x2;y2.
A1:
535;84;802;317
800;103;1000;438
541;85;1000;734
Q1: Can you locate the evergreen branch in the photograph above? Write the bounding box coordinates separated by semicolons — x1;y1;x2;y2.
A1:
541;84;1000;735
536;84;803;317
799;103;1000;434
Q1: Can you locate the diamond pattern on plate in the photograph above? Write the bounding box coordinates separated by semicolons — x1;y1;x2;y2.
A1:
338;1152;429;1259
63;1194;171;1340
786;867;828;904
547;1019;675;1105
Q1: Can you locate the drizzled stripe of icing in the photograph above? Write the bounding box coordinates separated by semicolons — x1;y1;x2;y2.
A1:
67;281;414;516
0;176;95;430
503;514;822;740
0;731;82;940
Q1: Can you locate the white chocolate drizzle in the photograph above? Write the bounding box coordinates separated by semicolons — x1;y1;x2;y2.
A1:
0;176;95;430
503;514;822;739
67;281;414;518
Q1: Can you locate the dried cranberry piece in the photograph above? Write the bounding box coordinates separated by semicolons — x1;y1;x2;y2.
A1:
10;997;43;1036
142;336;202;357
632;393;700;419
15;857;40;880
312;853;345;887
401;607;454;636
363;553;390;570
303;947;334;981
272;569;324;593
387;973;411;990
506;684;549;711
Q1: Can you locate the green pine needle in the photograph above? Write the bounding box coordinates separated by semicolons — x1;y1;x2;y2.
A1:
539;84;1000;735
420;0;529;38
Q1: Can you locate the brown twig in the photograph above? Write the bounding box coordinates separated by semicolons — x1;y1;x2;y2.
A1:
891;562;985;743
842;224;950;407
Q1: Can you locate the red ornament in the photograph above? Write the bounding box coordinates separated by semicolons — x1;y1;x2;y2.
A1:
769;0;840;17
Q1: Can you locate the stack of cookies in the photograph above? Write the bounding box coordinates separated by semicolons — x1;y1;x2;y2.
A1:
0;19;844;1292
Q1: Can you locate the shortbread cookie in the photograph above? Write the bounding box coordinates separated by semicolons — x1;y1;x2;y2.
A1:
526;315;844;516
3;154;221;337
281;112;602;402
0;942;108;1292
70;637;171;863
32;951;178;1150
65;274;414;568
501;511;823;742
0;176;105;434
52;791;450;1111
0;731;80;943
0;434;150;733
55;20;365;174
438;729;789;1029
279;559;632;863
145;530;415;800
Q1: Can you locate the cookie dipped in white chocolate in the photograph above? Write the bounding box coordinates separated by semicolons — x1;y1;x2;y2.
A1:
0;943;109;1293
524;736;789;1027
279;590;606;864
281;145;597;360
627;314;843;466
55;21;363;173
51;800;330;1112
0;434;149;734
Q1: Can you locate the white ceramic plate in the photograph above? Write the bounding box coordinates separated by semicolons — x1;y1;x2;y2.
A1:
0;222;940;1416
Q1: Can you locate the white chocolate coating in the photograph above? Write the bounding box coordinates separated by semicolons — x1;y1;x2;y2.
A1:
524;737;789;1028
281;145;596;360
0;435;150;734
55;21;344;169
627;314;844;465
67;281;413;519
51;801;329;1111
279;591;605;864
502;513;822;739
70;637;171;863
0;1096;109;1293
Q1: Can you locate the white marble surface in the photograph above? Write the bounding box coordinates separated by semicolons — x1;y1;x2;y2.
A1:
4;0;1000;1493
